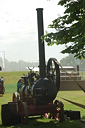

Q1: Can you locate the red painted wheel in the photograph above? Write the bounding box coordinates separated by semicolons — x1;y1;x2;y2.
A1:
13;92;19;102
54;100;64;122
20;102;28;124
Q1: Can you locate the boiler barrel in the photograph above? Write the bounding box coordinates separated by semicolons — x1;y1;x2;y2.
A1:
33;78;57;104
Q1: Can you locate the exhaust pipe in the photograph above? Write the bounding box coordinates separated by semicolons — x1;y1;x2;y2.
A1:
36;8;46;78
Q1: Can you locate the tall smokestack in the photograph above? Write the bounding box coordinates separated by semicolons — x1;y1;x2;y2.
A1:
36;8;46;78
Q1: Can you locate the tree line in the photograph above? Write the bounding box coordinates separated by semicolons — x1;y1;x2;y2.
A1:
0;54;85;71
0;58;39;72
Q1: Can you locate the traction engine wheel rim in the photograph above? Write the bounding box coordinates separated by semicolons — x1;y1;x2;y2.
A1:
13;92;19;102
20;102;28;124
54;100;64;122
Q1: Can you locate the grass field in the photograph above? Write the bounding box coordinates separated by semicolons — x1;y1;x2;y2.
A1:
0;71;28;85
0;71;85;128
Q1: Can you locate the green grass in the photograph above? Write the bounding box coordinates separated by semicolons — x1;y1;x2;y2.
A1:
57;91;85;118
0;71;85;128
5;84;17;93
0;71;28;85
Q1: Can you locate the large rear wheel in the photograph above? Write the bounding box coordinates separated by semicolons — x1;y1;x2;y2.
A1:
1;102;20;125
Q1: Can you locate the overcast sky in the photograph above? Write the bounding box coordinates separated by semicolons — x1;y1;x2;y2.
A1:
0;0;68;63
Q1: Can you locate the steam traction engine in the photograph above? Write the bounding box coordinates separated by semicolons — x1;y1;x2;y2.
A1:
1;8;64;125
0;67;5;96
0;77;4;96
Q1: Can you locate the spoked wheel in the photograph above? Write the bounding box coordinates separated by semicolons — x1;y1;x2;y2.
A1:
13;92;19;102
54;100;64;122
19;102;28;124
47;58;60;92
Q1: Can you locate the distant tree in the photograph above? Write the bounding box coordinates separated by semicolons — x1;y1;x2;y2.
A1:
43;0;85;59
60;54;79;66
60;54;85;71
